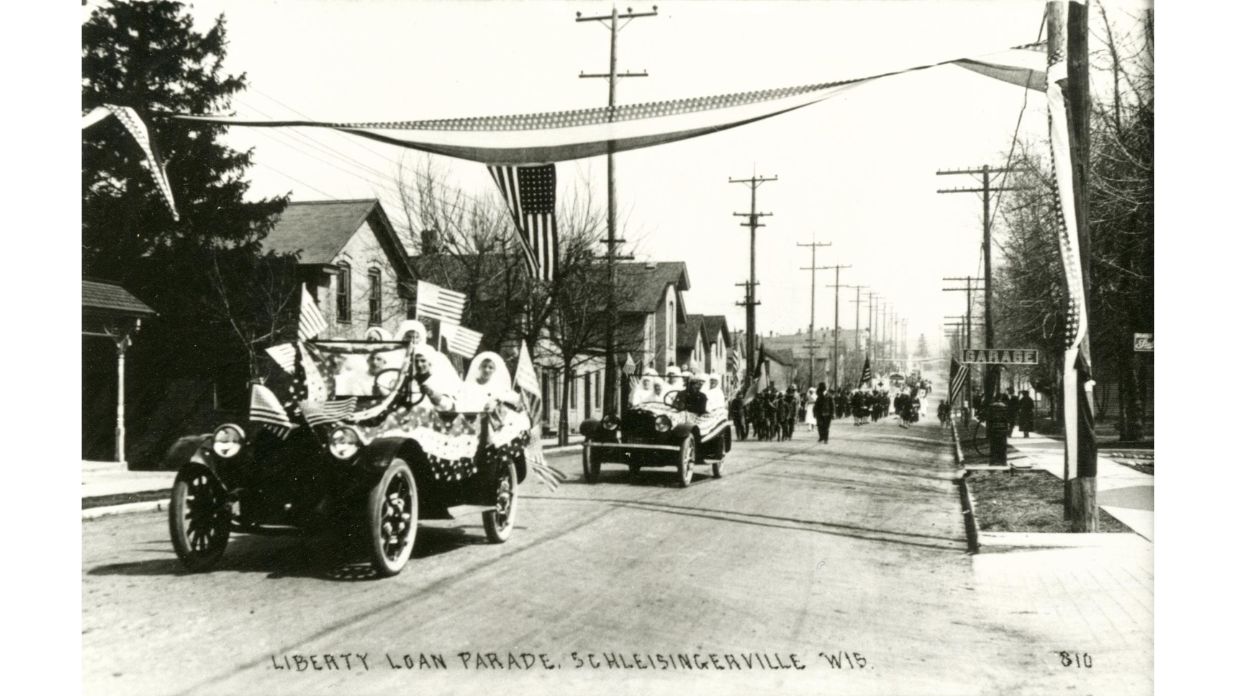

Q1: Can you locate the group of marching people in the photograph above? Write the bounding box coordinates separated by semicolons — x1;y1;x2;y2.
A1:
736;384;804;442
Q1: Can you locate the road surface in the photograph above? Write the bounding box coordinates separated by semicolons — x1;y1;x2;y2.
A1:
82;405;1148;695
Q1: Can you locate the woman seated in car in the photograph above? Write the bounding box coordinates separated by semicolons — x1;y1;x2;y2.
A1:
456;351;522;413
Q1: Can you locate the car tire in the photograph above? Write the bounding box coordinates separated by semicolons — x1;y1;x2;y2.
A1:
482;459;518;543
582;443;601;484
169;466;231;572
677;436;695;488
366;458;418;577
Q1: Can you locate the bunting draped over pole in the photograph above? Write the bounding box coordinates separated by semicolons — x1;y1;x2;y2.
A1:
82;105;179;220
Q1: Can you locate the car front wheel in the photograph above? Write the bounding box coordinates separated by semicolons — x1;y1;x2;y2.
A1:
169;466;231;572
366;459;418;577
483;459;518;543
677;436;695;488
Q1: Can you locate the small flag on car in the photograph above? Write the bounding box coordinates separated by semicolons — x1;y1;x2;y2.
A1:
415;280;466;325
249;384;297;439
298;284;328;341
441;323;483;359
299;397;358;427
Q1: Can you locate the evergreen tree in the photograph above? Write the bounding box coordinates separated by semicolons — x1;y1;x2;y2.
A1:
82;0;291;461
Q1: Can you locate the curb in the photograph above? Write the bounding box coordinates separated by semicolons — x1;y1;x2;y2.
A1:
82;499;167;519
949;419;980;554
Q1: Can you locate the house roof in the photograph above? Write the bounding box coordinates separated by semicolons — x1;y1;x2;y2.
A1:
615;261;690;315
678;314;705;350
763;346;795;366
701;315;729;347
82;279;155;317
262;199;381;264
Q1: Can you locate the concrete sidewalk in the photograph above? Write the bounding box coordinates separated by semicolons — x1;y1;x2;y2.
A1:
1007;432;1154;541
82;435;585;517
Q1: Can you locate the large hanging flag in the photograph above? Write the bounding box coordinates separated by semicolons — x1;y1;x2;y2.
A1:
83;104;179;220
487;164;559;282
441;323;483;359
948;357;970;407
415;280;466;324
162;45;1046;167
859;356;873;386
298;284;328;340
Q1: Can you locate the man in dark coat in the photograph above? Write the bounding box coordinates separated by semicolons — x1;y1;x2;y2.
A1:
813;383;835;443
1016;390;1035;437
729;394;747;441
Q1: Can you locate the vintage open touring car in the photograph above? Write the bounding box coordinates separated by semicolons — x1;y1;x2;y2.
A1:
164;337;531;577
578;390;733;487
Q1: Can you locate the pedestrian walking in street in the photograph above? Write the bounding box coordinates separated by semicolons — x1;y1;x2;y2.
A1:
814;383;834;443
804;386;817;430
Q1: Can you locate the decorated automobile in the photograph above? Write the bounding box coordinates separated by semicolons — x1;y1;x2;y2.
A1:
579;387;733;487
164;332;534;577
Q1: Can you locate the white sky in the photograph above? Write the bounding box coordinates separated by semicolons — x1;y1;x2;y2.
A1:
85;0;1148;352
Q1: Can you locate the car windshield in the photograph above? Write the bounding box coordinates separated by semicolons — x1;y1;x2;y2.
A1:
309;340;410;405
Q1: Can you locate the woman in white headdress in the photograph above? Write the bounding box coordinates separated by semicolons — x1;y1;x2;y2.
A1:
629;370;658;407
705;373;727;412
804;386;818;428
458;352;521;413
396;319;461;385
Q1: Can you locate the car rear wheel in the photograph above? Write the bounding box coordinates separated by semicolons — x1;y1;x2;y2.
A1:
677;437;695;488
483;460;518;543
169;466;231;572
582;443;601;483
366;459;418;577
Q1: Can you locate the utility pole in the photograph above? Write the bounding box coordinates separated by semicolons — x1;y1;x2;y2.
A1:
730;174;777;384
848;286;867;382
1048;0;1096;531
577;4;658;414
822;266;851;388
798;239;832;388
944;276;985;403
938;166;1027;403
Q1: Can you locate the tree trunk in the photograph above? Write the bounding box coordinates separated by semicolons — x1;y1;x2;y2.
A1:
558;365;573;447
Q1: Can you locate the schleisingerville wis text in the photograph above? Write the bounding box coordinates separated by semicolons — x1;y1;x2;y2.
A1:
268;651;830;672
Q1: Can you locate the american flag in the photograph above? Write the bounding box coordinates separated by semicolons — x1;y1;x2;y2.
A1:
487;164;559;282
300;397;358;427
415;280;466;325
299;284;328;340
860;356;873;386
249;384;296;438
265;343;297;374
514;340;540;399
948;357;969;407
442;323;483;359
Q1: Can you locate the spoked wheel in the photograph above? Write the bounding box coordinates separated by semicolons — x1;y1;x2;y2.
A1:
677;436;695;488
169;466;231;572
582;443;601;483
483;460;518;543
712;438;726;478
970;423;990;458
366;459;418;577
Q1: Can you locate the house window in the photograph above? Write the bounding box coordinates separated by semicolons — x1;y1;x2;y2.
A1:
336;263;351;323
368;268;382;326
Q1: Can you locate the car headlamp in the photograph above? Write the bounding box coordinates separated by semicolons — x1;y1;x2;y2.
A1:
654;415;672;433
601;415;619;431
329;426;362;461
211;424;245;459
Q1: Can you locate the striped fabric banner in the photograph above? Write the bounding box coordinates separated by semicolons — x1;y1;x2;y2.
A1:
298;284;328;340
265;343;297;374
415;280;466;325
83;104;179;220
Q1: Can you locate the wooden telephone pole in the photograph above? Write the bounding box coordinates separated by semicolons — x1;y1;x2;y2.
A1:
798;239;832;388
823;266;852;388
730;174;778;383
576;4;658;414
